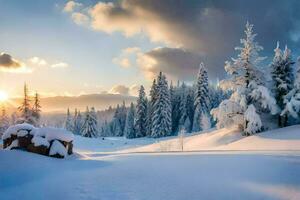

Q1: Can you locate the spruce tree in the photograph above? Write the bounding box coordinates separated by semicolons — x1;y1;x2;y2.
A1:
32;91;41;125
151;72;172;137
135;85;147;137
73;109;83;135
192;63;210;132
146;79;158;136
0;105;10;136
271;42;294;127
65;108;73;132
281;57;300;120
211;22;277;135
124;102;136;139
81;107;98;138
18;83;34;124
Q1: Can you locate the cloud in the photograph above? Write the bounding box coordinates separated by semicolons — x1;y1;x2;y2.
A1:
69;0;300;80
109;84;140;96
71;12;89;25
113;46;141;68
64;1;82;13
137;47;203;80
51;62;69;68
113;57;131;68
0;53;22;68
109;85;130;95
29;57;47;66
0;53;32;73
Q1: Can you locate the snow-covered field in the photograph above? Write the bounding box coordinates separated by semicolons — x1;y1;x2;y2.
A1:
1;125;300;200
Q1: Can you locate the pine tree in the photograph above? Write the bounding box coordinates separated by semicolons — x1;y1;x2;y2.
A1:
178;83;188;132
73;109;83;135
0;105;10;136
212;22;277;135
32;91;41;126
124;102;136;139
193;63;210;132
18;83;34;124
146;79;158;136
151;72;172;138
81;107;98;138
170;81;181;134
281;57;300;120
135;85;147;137
65;108;73;132
271;42;295;127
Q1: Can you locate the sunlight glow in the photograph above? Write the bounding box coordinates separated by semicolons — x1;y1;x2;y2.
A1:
0;90;8;102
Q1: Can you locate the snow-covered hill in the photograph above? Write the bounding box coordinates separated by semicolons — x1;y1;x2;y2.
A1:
117;125;300;153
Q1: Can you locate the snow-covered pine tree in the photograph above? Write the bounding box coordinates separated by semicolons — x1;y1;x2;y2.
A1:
151;72;172;138
271;42;295;127
135;85;147;137
18;83;35;124
119;101;127;134
211;22;277;135
185;87;194;131
32;91;41;126
192;63;210;132
178;83;188;132
65;108;73;132
81;107;98;138
124;102;136;139
73;109;83;135
170;81;181;134
146;79;158;136
281;57;300;120
0;105;10;136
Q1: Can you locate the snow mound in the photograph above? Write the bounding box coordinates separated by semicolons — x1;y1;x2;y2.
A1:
2;123;35;140
36;127;74;142
32;136;50;148
49;140;67;157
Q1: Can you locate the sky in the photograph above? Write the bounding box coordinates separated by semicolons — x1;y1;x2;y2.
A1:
1;0;300;99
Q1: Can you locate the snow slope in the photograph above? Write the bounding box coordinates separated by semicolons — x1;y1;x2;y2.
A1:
119;125;300;153
1;125;300;200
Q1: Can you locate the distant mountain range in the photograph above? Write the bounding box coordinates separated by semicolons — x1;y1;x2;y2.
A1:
8;93;137;113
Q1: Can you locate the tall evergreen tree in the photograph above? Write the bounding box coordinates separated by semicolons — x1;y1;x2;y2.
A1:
18;83;34;124
135;85;147;137
170;81;181;134
146;79;158;136
81;107;98;138
151;72;172;137
178;83;188;131
0;105;10;136
271;42;294;127
73;109;83;135
212;22;277;135
65;108;73;132
32;91;41;125
281;57;300;120
124;102;136;139
192;63;210;132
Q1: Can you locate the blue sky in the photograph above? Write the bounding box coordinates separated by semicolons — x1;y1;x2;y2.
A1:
0;0;300;98
0;0;157;97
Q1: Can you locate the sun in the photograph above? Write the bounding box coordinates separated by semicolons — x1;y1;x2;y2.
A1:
0;90;8;102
